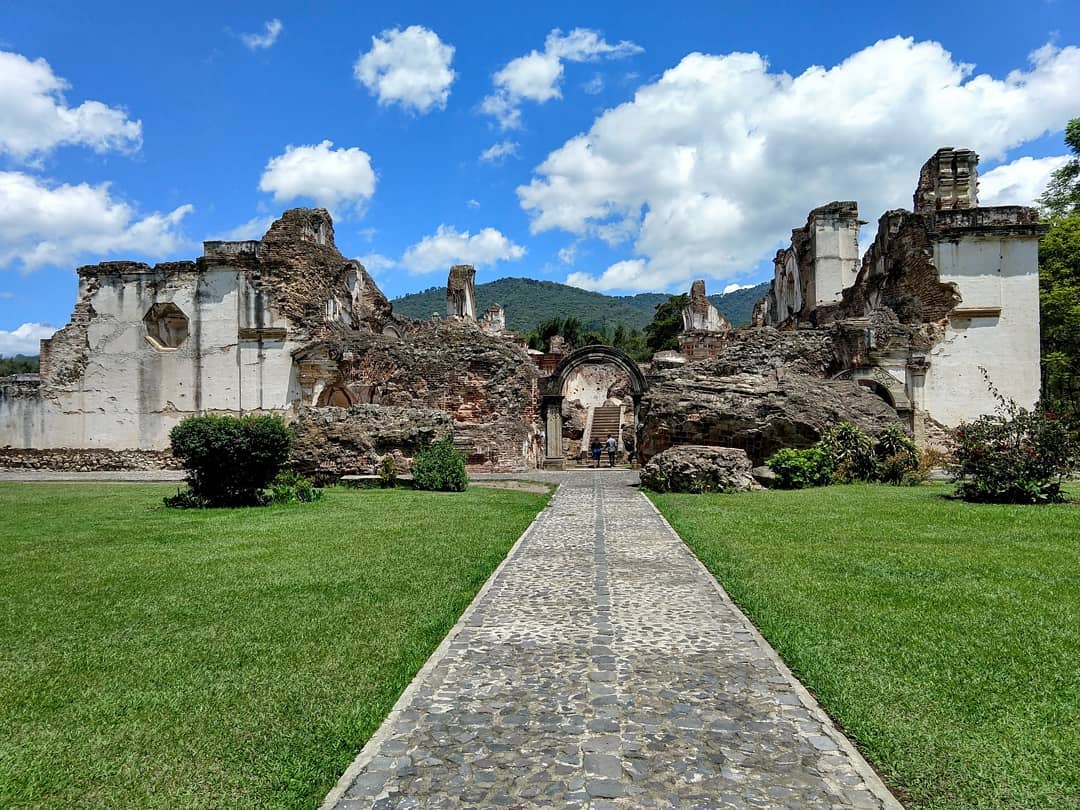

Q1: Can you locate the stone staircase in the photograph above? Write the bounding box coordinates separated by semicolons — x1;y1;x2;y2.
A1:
586;405;623;452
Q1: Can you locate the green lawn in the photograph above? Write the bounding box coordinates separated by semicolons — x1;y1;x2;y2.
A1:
651;484;1080;810
0;483;549;809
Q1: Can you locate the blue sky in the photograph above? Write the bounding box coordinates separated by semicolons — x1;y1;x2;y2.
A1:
1;0;1078;353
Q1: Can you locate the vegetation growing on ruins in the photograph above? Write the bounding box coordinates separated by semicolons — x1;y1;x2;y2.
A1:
1038;117;1080;431
643;293;689;354
0;482;549;808
653;483;1080;810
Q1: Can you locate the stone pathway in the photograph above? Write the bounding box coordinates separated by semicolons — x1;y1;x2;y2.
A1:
324;471;901;809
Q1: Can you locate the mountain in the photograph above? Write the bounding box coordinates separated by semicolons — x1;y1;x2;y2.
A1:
391;278;769;333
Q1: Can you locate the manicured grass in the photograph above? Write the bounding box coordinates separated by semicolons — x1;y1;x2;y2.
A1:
0;483;549;809
651;484;1080;810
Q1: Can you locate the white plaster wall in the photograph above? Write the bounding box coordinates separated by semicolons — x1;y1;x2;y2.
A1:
923;236;1041;426
810;221;860;306
0;265;302;449
563;365;629;408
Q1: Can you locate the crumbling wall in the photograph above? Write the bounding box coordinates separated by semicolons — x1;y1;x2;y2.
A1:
298;319;541;471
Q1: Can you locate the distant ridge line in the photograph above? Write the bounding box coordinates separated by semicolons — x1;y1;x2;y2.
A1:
391;277;769;332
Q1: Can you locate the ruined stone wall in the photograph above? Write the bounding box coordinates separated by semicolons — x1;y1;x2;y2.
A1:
298;319;541;471
288;404;452;480
0;448;180;471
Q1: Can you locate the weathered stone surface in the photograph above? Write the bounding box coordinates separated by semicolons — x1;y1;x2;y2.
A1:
638;367;900;466
640;445;759;493
0;447;180;471
298;319;540;471
289;404;451;480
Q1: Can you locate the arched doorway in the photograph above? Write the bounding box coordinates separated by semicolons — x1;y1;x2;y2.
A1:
539;345;649;469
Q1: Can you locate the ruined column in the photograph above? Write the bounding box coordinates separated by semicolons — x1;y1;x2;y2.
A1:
543;396;565;469
446;265;477;320
680;280;731;333
914;148;979;215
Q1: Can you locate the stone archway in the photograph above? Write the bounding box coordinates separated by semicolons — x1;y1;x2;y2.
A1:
539;345;649;469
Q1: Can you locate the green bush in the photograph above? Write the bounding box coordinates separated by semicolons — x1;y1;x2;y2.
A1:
411;436;467;492
378;454;398;488
767;448;834;489
819;421;877;482
953;400;1075;504
168;415;291;507
266;470;323;504
875;424;920;484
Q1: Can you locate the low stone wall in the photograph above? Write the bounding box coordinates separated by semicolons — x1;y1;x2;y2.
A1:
0;447;181;471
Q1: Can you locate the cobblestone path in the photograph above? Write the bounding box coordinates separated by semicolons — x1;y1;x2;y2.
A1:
324;472;900;809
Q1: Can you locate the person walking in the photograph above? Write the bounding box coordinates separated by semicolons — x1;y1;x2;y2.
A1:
606;434;617;467
591;438;602;468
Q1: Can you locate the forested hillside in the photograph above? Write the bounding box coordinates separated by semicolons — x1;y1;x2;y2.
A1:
391;277;768;332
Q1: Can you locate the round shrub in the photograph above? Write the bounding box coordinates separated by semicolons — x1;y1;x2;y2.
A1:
411;436;467;492
169;414;291;507
767;447;834;489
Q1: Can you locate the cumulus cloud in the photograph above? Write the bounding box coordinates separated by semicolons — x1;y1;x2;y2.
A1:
979;154;1069;206
354;26;456;114
482;28;642;129
479;140;519;163
0;50;142;162
206;215;275;242
0;322;56;356
0;172;192;271
259;140;376;213
723;282;757;294
357;252;396;273
519;38;1080;292
241;19;283;50
401;225;525;273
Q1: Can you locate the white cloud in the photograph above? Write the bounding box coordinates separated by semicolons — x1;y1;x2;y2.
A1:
0;322;56;356
558;243;578;264
357;252;396;273
479;140;519;163
401;225;525;273
519;38;1080;292
979;154;1069;206
241;19;283;50
0;172;192;271
259;140;376;212
206;215;275;242
723;282;756;294
482;28;642;129
466;198;480;208
0;50;142;162
582;74;605;95
354;26;456;114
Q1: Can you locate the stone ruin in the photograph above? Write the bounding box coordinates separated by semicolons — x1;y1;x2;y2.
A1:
446;265;477;319
678;280;731;360
0;147;1047;473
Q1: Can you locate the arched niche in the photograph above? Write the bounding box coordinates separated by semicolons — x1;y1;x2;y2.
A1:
538;345;648;469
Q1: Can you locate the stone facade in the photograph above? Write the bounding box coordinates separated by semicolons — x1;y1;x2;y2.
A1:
754;148;1045;435
678;280;732;360
0;210;541;472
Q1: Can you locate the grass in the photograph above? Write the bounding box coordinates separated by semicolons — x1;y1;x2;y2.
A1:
0;483;549;809
650;483;1080;810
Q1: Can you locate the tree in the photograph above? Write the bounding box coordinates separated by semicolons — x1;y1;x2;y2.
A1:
1037;118;1080;430
644;294;688;354
1039;118;1080;219
1039;213;1080;427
